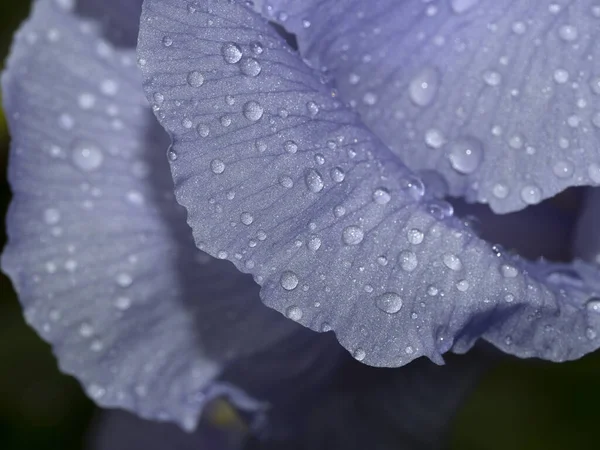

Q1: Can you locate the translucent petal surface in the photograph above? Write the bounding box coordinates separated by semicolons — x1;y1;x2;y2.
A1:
261;0;600;213
1;0;320;430
138;0;600;367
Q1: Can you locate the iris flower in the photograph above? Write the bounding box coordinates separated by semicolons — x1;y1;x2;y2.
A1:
2;0;600;448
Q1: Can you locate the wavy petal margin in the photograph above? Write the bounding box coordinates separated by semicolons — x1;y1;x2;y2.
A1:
138;0;600;367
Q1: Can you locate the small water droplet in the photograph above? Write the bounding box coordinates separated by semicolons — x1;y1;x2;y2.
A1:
586;297;600;313
353;348;366;361
222;42;242;63
197;123;210;137
500;264;518;278
399;250;418;272
210;159;225;174
520;184;542;205
240;57;262;77
375;292;403;314
372;187;391;205
424;128;446;149
447;136;483;174
280;271;299;291
330;167;345;183
187;71;204;87
240;212;254;225
72;140;104;171
242;100;264;121
285;305;303;321
305;169;324;193
443;253;463;271
409;66;440;107
284;140;298;154
342;225;364;245
308;235;322;251
450;0;480;14
407;228;424;244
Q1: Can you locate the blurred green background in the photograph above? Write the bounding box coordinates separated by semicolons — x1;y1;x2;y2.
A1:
1;2;600;449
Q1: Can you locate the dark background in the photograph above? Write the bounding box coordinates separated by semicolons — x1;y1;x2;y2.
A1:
1;2;600;449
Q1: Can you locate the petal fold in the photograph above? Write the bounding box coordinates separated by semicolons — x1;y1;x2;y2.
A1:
261;0;600;213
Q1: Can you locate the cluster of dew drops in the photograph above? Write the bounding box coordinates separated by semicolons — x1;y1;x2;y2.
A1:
329;0;600;206
140;0;600;362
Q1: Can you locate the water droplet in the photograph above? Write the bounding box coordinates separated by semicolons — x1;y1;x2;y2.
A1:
72;140;104;171
443;253;463;271
116;272;133;288
240;212;254;225
187;70;204;87
409;66;440;107
342;225;364;245
482;69;502;86
553;69;569;84
500;264;518;278
553;160;574;179
424;128;445;149
284;140;298;154
353;348;366;361
240;57;262;77
305;169;324;193
114;296;131;311
285;305;303;321
242;100;264;121
222;42;242;64
447;136;483;174
520;184;541;205
399;175;425;200
162;36;173;47
407;228;424;244
558;24;578;41
427;285;439;296
330;167;345;183
456;279;470;291
44;208;61;225
280;271;299;291
586;297;600;313
308;235;322;251
210;159;225;174
375;292;403;314
588;163;600;184
372;187;391;205
450;0;480;14
492;183;509;199
306;101;319;116
321;322;332;332
377;255;388;266
279;175;294;188
399;250;418;272
197;123;210;137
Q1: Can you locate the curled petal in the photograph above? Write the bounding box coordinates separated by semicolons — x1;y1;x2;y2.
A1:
138;0;600;367
1;0;333;430
262;0;600;213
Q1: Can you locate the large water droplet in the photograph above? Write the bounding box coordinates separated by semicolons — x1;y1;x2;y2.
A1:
280;271;299;291
372;187;391;205
222;42;242;64
72;140;104;171
342;225;364;245
520;184;541;205
586;297;600;313
443;253;463;271
409;67;440;107
285;305;303;321
407;228;424;244
447;136;483;174
375;292;403;314
243;100;264;121
399;250;418;272
187;71;205;87
305;169;324;193
240;57;262;77
210;159;226;174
